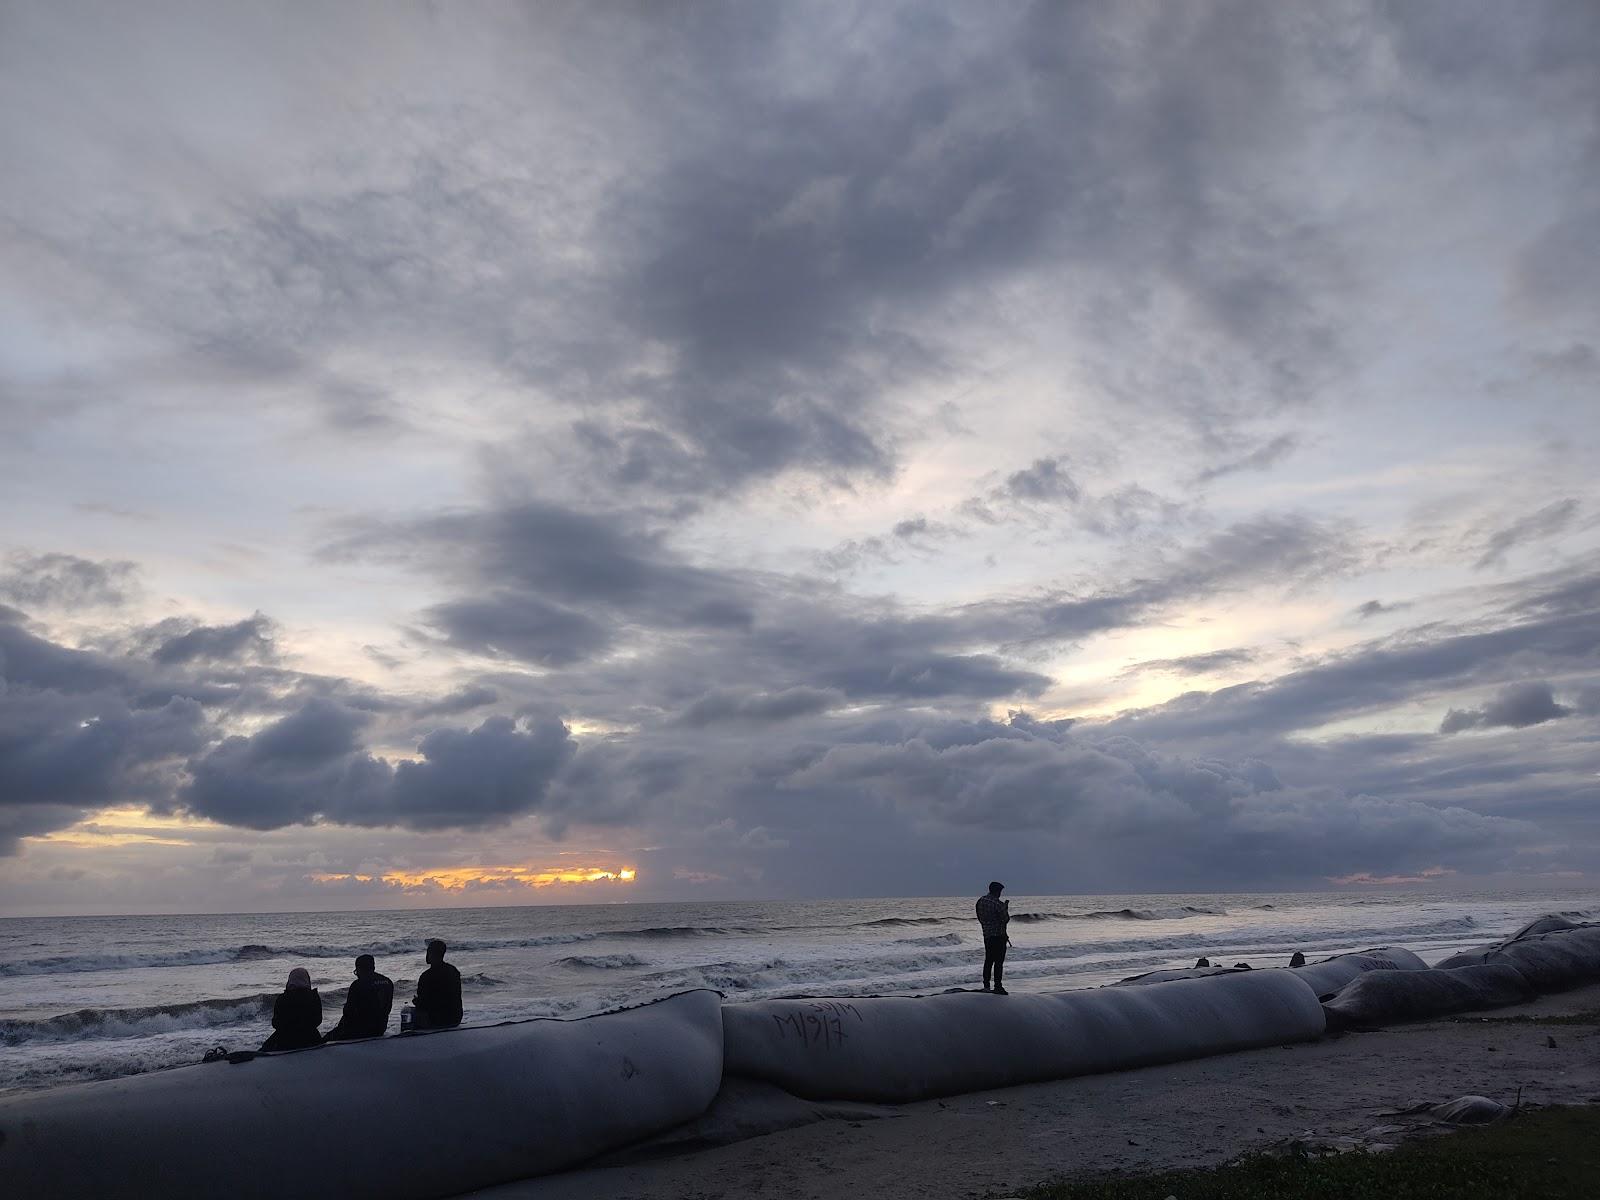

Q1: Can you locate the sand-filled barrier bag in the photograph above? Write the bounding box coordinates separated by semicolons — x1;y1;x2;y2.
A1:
0;989;724;1200
1289;947;1428;999
1434;923;1600;990
1486;926;1600;992
1112;965;1247;986
722;971;1325;1103
1321;964;1535;1028
1114;947;1427;997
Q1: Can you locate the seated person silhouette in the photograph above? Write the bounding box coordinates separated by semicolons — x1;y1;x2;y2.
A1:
324;954;394;1041
261;967;322;1051
412;938;463;1030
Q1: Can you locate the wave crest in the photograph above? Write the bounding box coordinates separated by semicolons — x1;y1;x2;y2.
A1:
556;954;651;970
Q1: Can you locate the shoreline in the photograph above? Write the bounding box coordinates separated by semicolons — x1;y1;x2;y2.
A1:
470;981;1600;1200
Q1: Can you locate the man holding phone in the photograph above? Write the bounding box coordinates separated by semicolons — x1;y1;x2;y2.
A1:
976;880;1011;995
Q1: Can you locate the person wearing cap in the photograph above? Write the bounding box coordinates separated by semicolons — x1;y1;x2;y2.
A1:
975;881;1011;995
324;954;394;1042
412;938;463;1030
261;967;323;1051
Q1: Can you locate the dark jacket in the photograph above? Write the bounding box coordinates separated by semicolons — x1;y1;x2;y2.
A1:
975;894;1009;938
324;971;394;1041
415;961;463;1029
261;987;322;1052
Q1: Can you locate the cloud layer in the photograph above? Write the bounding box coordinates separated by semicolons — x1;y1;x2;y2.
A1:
2;2;1598;911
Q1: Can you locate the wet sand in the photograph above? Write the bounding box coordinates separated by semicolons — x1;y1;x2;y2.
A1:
468;981;1600;1200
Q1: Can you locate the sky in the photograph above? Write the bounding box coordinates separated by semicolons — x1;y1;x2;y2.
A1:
1;1;1597;916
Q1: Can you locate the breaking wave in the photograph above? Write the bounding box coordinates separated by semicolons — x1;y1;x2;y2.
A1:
0;924;761;978
1075;906;1226;921
1;994;279;1047
556;954;651;970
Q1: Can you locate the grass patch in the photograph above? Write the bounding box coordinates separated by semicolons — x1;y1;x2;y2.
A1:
1449;1009;1600;1026
1022;1105;1600;1200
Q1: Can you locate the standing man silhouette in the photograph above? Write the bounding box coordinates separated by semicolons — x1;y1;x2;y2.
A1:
976;881;1011;995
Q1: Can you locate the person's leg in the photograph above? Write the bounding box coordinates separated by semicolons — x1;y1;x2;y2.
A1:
981;937;996;989
992;938;1008;992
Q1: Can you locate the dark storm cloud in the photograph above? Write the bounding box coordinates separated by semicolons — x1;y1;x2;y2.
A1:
147;613;277;666
573;707;1537;889
341;498;1353;724
420;593;613;667
676;686;843;728
0;606;209;850
0;585;619;844
0;610;136;695
387;715;576;830
180;702;575;832
0;604;400;846
1439;680;1573;734
329;501;754;660
0;552;138;610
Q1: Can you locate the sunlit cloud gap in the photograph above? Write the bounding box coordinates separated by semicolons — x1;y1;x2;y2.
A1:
312;866;638;891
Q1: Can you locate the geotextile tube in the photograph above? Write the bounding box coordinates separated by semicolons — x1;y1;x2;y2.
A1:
721;971;1326;1104
1321;964;1535;1028
1289;947;1429;999
1484;926;1600;991
0;989;724;1200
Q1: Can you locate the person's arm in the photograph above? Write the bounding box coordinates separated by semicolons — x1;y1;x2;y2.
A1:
377;977;395;1027
270;994;286;1031
415;966;435;1012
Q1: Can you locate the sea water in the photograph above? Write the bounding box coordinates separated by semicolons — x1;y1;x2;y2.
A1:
2;888;1595;1095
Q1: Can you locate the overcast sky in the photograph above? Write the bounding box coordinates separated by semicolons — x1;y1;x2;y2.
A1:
2;1;1597;916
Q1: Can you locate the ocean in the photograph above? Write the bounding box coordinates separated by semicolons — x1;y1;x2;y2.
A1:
2;888;1595;1096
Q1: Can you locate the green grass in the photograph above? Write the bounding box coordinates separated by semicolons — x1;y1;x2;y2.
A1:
1449;1009;1600;1026
1021;1105;1600;1200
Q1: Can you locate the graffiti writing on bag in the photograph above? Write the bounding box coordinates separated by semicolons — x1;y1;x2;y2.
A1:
770;1001;863;1050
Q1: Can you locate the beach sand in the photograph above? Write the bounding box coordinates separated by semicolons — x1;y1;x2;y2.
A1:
468;981;1600;1200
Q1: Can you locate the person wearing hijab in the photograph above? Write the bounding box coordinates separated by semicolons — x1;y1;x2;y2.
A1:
261;967;323;1051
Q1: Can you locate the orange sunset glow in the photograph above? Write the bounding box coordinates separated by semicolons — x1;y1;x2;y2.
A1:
312;866;639;891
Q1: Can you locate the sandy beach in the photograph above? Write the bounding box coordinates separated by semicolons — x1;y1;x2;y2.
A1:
471;981;1600;1200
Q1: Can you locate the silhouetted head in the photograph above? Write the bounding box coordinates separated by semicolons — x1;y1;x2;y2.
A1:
1289;951;1306;968
354;954;375;976
988;881;1004;896
426;939;447;964
286;967;312;991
